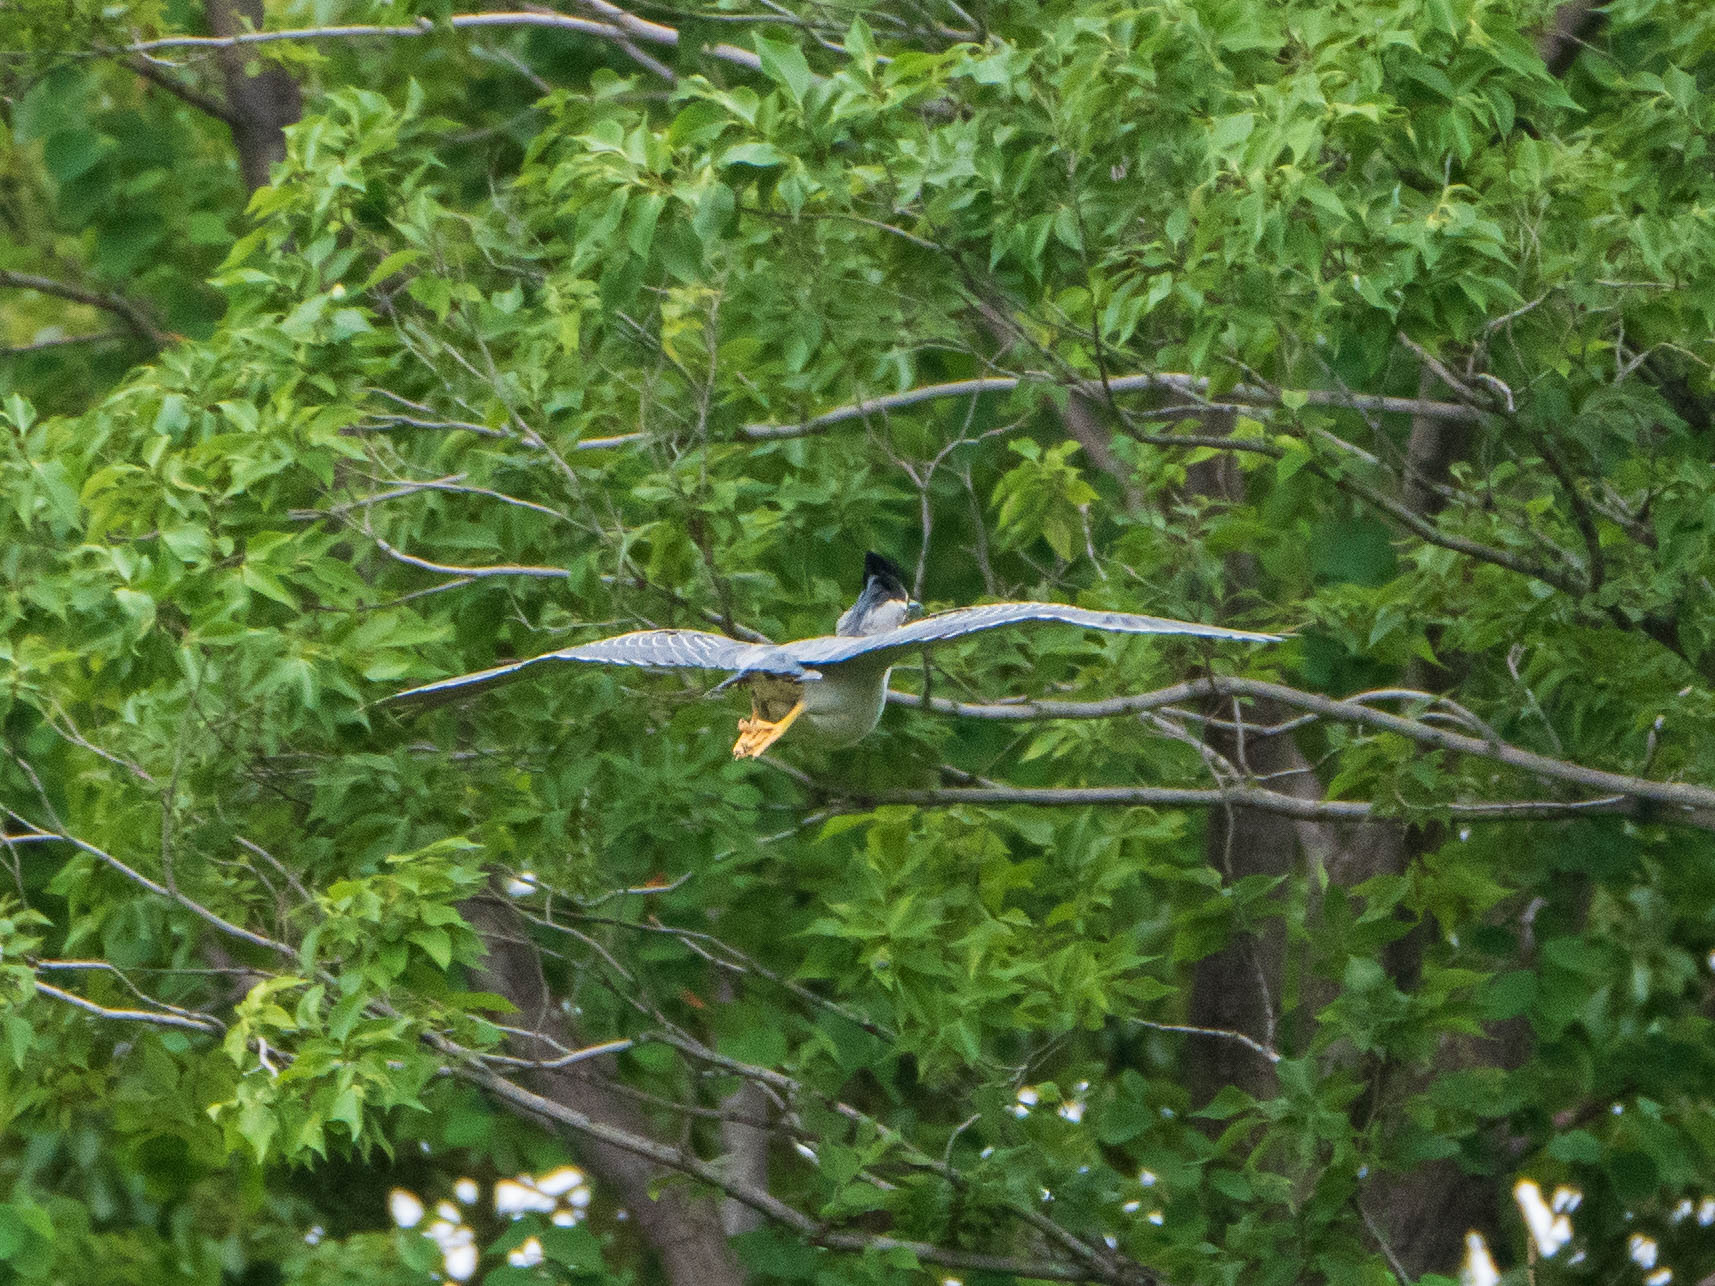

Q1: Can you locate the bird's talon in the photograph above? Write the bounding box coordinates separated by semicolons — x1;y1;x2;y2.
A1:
732;716;776;759
733;700;805;759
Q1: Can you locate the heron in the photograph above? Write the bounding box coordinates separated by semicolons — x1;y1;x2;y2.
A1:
389;553;1283;758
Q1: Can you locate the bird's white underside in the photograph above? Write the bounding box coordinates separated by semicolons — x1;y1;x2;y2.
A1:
797;663;893;746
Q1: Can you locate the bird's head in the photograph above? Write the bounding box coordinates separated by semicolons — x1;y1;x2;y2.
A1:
836;551;921;637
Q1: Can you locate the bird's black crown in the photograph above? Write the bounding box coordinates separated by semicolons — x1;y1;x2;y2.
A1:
862;551;909;601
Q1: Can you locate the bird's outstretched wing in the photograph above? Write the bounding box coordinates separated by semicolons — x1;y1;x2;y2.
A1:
387;629;787;708
784;603;1283;669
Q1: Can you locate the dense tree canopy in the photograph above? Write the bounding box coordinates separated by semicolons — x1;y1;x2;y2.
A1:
3;0;1715;1282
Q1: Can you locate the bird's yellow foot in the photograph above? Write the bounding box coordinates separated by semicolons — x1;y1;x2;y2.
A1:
733;699;806;759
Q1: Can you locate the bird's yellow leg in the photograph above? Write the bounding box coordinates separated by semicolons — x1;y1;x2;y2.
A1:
733;698;806;759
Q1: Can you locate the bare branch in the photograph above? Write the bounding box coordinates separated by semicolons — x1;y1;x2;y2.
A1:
823;782;1635;823
1334;462;1587;596
735;370;1608;605
1396;331;1503;412
0;270;172;347
552;908;895;1040
123;53;236;121
34;979;223;1034
470;1035;636;1071
1121;417;1587;599
35;958;258;978
366;531;571;579
291;474;573;523
354;408;511;439
573;0;680;80
888;676;1715;818
1356;1193;1414;1284
1133;1018;1281;1064
730;369;1619;608
121;10;764;74
639;1029;1145;1281
573;429;649;449
469;40;555;92
3;813;294;957
740;370;1483;441
494;907;1132;1279
455;1059;1159;1284
0;330;130;356
31;957;228;1026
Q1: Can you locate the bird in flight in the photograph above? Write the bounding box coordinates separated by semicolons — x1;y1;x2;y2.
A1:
390;553;1282;758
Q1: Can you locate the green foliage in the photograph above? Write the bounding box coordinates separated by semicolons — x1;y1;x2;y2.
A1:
4;0;1715;1281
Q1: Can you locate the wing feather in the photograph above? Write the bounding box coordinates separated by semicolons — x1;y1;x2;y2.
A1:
387;629;777;708
783;603;1282;668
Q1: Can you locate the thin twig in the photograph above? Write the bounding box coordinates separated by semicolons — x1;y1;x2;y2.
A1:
367;531;571;579
1133;1018;1280;1064
31;958;229;1026
471;1035;635;1070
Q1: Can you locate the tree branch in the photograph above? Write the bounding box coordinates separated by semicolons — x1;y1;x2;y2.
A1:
547;908;896;1041
367;531;572;579
122;10;764;75
1133;1018;1281;1064
3;814;294;957
823;782;1635;822
740;370;1483;441
0;330;130;356
33;979;224;1033
733;371;1622;608
123;53;237;122
497;906;1137;1281
887;676;1715;818
453;1058;1160;1284
291;474;574;523
0;270;173;347
461;897;743;1286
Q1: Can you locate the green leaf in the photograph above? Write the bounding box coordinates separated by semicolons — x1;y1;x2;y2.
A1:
1208;113;1256;153
755;36;812;105
43;129;115;184
361;248;425;290
1275;444;1314;481
844;16;876;72
1194;1085;1257;1121
541;1224;605;1271
1096;1096;1152;1145
241;562;298;608
1546;1130;1602;1164
1479;970;1535;1020
329;1086;363;1137
720;142;786;169
408;927;453;969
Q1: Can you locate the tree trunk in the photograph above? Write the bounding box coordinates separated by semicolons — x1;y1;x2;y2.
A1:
463;896;745;1286
1347;374;1535;1277
204;0;302;193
